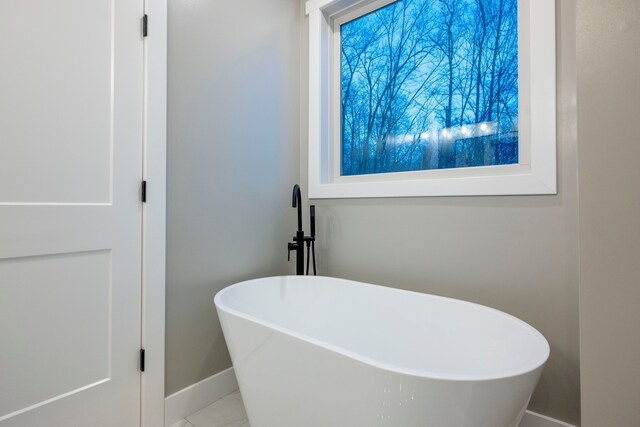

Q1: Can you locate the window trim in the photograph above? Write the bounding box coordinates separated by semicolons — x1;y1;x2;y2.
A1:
306;0;556;199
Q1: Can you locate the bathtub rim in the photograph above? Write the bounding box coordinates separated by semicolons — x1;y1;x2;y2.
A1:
214;275;550;382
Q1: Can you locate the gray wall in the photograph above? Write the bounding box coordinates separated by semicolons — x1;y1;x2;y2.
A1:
166;0;300;396
577;0;640;424
166;1;640;423
299;1;580;424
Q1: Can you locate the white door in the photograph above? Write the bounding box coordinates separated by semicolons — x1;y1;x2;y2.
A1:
0;0;144;425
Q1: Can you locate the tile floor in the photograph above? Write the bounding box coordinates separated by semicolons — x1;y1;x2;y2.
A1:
168;391;545;427
169;390;250;427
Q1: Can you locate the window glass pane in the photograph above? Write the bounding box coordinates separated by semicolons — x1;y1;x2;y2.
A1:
340;0;518;176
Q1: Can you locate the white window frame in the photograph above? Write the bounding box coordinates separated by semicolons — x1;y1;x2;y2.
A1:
306;0;556;198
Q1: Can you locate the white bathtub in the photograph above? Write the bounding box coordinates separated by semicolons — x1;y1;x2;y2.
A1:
214;276;549;427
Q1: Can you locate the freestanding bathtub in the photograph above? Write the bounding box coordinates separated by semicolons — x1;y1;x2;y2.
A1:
214;276;549;427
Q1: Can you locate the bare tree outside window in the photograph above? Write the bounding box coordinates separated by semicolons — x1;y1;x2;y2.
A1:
340;0;518;176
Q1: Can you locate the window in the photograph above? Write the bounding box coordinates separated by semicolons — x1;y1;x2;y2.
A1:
339;0;519;176
307;0;556;198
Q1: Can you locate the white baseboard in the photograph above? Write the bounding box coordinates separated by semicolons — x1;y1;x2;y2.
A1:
164;367;238;426
164;367;576;427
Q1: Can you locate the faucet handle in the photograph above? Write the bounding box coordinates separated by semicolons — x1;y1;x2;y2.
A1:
287;242;297;261
310;205;316;237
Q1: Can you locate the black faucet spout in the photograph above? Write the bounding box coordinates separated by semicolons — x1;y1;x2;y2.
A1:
287;185;318;276
292;184;303;232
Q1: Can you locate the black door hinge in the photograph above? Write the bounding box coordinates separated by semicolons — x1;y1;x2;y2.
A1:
143;14;148;37
140;349;146;372
141;180;147;203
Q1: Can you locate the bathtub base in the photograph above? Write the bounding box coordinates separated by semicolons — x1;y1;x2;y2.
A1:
221;313;542;427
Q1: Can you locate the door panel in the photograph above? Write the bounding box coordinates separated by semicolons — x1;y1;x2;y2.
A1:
0;250;111;418
0;0;114;203
0;0;144;425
